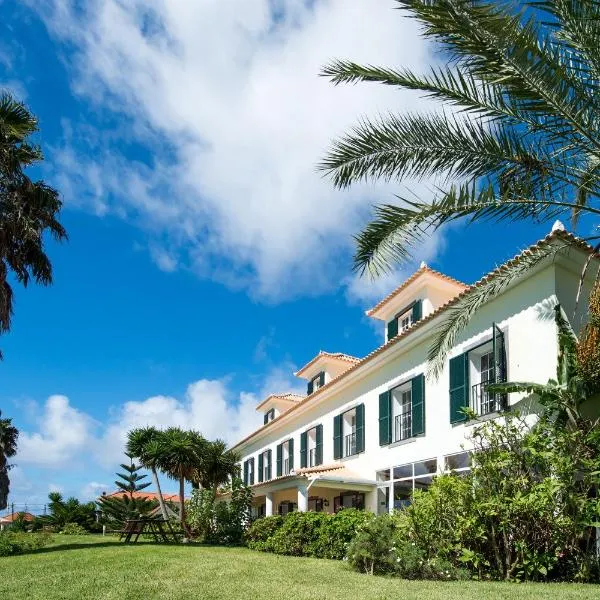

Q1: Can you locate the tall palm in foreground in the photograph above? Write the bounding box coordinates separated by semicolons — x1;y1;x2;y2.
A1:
0;410;18;510
320;0;600;374
156;428;206;535
126;427;169;520
0;92;66;357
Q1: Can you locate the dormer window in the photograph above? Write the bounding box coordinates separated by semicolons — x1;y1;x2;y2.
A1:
264;408;275;425
307;371;325;395
387;300;423;341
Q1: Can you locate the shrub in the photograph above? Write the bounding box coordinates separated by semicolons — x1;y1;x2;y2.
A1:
0;532;53;557
316;508;373;560
245;516;284;551
347;514;398;575
267;511;330;557
60;522;89;535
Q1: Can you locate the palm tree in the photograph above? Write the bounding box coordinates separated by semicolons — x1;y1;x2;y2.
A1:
320;0;600;374
155;428;205;535
126;427;169;520
0;410;18;510
193;439;240;498
0;92;66;357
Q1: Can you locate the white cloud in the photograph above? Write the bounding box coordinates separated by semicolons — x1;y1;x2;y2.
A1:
17;395;98;468
32;0;443;301
80;481;110;501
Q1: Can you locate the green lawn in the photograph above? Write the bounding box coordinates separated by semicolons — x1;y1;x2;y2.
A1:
0;535;597;600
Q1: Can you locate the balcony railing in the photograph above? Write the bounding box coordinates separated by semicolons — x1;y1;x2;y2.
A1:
309;448;317;467
394;412;412;442
471;381;505;416
283;458;290;475
345;432;357;457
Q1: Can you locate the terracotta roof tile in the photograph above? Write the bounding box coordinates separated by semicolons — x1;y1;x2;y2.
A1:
294;351;361;377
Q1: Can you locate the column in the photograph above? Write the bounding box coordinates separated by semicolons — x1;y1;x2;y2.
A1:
365;488;378;514
297;483;308;512
265;492;273;516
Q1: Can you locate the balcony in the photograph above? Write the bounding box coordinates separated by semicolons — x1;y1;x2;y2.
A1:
309;448;317;467
345;432;357;457
394;412;412;442
471;382;506;416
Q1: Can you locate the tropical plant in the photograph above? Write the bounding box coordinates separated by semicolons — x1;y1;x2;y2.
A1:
36;492;97;531
193;439;240;498
320;0;600;373
96;454;157;524
0;92;66;357
0;410;18;510
155;427;206;535
126;427;169;519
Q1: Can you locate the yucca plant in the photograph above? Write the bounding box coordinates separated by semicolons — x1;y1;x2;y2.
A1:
320;0;600;374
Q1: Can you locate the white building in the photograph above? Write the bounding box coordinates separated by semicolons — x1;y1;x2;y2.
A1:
230;227;598;517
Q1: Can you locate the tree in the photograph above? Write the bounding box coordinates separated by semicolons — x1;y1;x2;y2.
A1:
0;92;66;357
36;492;97;531
97;454;157;524
320;0;600;373
0;410;18;510
127;427;169;520
155;428;206;535
194;439;240;498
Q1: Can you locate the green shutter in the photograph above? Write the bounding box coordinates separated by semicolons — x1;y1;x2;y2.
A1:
356;403;365;453
412;299;423;323
249;457;255;485
307;379;314;395
387;318;398;341
319;371;325;387
379;391;392;446
267;449;272;480
288;438;294;471
263;412;268;425
411;374;425;436
276;443;283;477
243;460;249;485
333;414;343;459
258;453;264;483
449;353;469;423
315;424;323;465
300;431;308;468
493;323;508;409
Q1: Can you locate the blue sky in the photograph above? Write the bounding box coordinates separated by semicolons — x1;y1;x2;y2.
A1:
0;0;554;510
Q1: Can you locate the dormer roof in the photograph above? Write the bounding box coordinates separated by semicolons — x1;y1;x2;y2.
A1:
294;351;360;379
366;265;467;321
255;393;304;413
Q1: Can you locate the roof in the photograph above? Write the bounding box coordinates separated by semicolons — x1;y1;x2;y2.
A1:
255;393;305;411
232;228;598;451
366;265;467;318
0;512;35;523
294;351;361;377
100;491;181;502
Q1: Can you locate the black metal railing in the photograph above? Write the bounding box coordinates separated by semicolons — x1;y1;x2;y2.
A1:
283;458;290;475
471;381;504;416
345;432;357;457
394;412;412;442
309;448;317;467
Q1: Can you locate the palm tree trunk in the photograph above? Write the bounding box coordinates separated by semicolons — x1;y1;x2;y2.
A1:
151;466;169;521
179;476;188;536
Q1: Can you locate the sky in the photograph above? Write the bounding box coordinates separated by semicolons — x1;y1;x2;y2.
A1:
0;0;554;510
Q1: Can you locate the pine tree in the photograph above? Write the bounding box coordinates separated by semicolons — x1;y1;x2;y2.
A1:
97;454;157;524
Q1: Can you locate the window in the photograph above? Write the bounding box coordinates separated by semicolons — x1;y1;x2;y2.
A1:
333;404;365;459
378;458;438;511
263;408;275;425
258;449;272;482
308;497;325;512
334;492;364;512
301;425;323;468
243;457;255;486
444;451;471;475
308;372;325;394
278;501;296;516
392;383;412;442
469;341;505;416
387;300;423;341
276;439;294;477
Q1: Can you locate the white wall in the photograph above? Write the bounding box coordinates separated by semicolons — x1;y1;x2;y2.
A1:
239;263;565;484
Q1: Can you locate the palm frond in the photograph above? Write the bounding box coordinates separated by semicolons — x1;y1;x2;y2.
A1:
427;242;563;377
0;93;37;141
487;380;556;396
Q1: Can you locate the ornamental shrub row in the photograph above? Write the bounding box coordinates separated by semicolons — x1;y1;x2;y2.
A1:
245;508;372;560
0;532;53;557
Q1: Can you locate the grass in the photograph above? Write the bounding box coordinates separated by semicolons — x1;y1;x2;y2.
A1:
1;535;598;600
